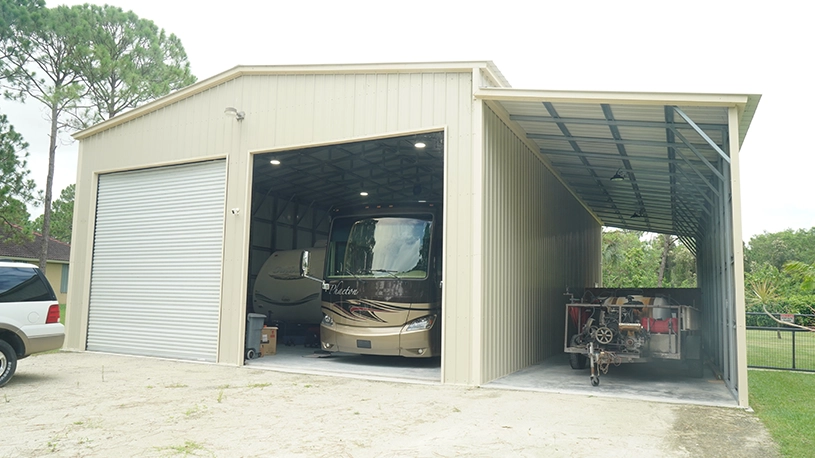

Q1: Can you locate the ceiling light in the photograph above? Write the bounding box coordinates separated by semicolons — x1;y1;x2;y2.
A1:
610;169;625;182
414;141;426;149
269;159;281;165
631;209;645;218
360;191;369;197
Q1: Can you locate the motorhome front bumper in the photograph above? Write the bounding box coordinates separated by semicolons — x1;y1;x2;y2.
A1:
320;322;438;357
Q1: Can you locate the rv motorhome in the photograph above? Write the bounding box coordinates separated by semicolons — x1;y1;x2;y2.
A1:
300;203;442;357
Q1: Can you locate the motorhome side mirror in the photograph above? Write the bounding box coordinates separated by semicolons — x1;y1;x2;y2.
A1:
299;250;310;278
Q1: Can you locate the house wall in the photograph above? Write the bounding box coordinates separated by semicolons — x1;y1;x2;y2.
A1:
480;106;602;383
43;262;68;305
66;68;481;383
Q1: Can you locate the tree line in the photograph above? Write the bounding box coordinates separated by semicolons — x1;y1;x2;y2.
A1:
602;228;815;316
1;0;195;266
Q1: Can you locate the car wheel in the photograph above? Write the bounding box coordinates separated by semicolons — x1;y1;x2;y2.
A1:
0;339;18;388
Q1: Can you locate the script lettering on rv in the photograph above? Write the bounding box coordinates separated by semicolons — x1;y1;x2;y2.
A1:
330;282;359;296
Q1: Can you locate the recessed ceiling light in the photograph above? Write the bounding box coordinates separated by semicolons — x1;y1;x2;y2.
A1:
270;159;281;165
414;141;426;149
360;191;369;196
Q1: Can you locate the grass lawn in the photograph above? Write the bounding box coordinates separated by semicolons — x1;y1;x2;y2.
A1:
59;303;66;325
749;370;815;457
746;329;815;371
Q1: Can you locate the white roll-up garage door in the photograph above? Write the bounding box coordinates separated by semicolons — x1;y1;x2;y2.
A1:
86;160;226;361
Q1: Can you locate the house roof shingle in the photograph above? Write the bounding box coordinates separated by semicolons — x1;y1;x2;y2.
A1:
0;226;71;263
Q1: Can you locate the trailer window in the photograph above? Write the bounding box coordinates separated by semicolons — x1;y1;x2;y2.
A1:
327;216;432;279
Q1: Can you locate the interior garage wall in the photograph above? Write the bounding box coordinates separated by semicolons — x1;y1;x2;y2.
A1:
481;106;601;383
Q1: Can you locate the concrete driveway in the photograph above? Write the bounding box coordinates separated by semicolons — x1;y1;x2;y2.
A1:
0;352;778;457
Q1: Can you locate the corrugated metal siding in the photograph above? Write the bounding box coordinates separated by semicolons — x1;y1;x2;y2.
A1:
482;106;601;383
69;71;476;377
86;160;226;361
697;152;741;402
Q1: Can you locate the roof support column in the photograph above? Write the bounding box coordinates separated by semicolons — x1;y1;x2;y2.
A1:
728;107;749;407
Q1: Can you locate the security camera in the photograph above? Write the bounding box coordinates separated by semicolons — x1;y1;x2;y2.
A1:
231;208;240;215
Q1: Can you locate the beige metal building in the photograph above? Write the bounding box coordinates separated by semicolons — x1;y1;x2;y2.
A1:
63;61;759;406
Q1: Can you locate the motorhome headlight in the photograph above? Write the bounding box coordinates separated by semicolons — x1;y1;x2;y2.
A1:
322;314;334;326
402;315;436;332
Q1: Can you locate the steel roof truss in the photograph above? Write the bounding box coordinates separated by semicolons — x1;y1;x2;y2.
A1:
528;133;719;152
542;148;698;166
542;101;626;227
673;148;721;197
673;107;730;164
671;127;725;182
510;114;727;132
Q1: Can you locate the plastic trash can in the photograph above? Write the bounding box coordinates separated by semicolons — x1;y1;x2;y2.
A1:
245;313;266;360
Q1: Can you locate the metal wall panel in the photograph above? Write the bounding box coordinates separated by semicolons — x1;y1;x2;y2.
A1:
481;107;601;383
697;108;749;406
86;160;226;361
68;70;477;379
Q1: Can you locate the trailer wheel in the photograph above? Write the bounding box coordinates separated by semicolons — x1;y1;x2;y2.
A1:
568;335;587;370
569;352;587;370
245;349;257;360
590;375;600;387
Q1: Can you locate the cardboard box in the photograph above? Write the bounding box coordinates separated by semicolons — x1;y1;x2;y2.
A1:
260;327;277;356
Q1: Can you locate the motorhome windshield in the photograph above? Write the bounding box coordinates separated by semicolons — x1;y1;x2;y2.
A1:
326;215;432;279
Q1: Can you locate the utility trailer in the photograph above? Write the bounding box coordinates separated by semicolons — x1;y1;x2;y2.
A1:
564;289;703;386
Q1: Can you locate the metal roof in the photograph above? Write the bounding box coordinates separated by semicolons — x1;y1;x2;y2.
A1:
476;88;760;250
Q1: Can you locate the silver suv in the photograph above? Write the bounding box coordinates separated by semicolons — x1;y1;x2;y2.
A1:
0;260;65;387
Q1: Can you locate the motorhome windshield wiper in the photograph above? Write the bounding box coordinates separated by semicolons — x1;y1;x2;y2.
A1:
370;269;400;279
342;268;363;281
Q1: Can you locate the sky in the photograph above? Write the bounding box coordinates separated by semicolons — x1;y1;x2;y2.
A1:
2;0;813;243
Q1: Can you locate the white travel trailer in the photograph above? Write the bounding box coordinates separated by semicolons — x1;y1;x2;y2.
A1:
252;245;326;324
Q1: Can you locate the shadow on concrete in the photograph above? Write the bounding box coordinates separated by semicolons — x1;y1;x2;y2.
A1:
485;354;738;407
246;346;737;407
245;344;441;384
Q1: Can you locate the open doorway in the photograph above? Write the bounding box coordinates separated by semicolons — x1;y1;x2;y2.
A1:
246;131;444;381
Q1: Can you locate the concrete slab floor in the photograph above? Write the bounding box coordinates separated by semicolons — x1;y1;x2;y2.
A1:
486;354;738;408
247;346;737;408
245;344;441;383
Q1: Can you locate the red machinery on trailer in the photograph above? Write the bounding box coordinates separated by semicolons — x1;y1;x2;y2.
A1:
564;288;703;386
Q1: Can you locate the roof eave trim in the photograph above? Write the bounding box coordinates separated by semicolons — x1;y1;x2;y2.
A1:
475;87;754;107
